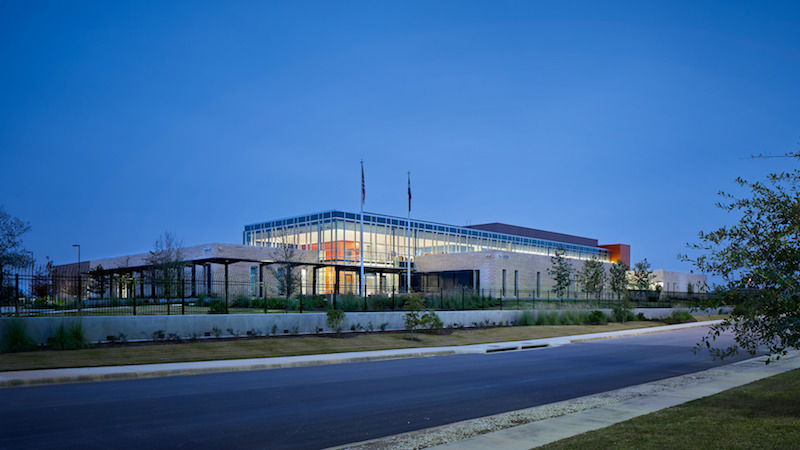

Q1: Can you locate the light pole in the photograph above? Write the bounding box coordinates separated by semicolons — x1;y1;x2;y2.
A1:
72;244;81;307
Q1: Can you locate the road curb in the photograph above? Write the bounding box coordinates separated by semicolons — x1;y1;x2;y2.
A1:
0;350;457;388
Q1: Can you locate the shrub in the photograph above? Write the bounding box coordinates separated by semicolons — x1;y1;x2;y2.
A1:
1;319;37;352
404;295;424;332
208;300;227;314
252;297;288;310
32;297;50;308
326;309;346;336
403;295;443;334
230;295;251;308
612;300;635;323
49;321;88;350
421;310;444;334
586;310;608;325
662;309;695;325
336;294;363;311
535;311;559;325
560;310;585;325
519;310;535;326
367;294;394;311
302;296;326;310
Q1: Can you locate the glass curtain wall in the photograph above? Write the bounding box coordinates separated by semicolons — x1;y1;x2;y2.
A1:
243;211;610;293
244;211;610;265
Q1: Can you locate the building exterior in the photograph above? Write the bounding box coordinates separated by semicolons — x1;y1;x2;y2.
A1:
58;210;704;301
242;210;643;297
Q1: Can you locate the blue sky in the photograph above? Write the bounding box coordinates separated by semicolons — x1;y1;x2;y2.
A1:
1;1;798;281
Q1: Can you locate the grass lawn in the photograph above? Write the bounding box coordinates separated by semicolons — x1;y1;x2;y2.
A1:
0;320;687;372
542;367;800;449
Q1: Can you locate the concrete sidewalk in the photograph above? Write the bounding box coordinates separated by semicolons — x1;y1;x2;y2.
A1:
0;321;717;388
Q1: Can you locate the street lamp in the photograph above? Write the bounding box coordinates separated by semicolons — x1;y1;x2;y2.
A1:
72;244;81;306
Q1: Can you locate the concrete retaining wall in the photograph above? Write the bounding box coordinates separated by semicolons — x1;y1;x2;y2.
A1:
0;307;725;346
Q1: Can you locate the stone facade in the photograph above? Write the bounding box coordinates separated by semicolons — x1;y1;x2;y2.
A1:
416;252;706;298
653;270;708;294
416;251;614;298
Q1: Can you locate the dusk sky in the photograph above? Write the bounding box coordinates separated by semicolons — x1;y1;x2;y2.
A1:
2;1;798;282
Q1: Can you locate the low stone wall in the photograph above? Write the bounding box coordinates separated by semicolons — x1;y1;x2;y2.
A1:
0;306;725;346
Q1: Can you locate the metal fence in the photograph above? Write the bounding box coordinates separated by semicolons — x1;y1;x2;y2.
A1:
1;267;709;317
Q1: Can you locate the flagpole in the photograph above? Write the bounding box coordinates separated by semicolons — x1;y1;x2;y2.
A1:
407;170;411;294
360;160;365;297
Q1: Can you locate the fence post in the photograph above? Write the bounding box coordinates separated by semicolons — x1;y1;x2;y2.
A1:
77;273;82;316
181;278;185;315
461;287;465;310
14;273;20;317
133;292;137;316
268;282;274;312
224;264;229;314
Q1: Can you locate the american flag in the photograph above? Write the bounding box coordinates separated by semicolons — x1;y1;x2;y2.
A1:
361;160;365;207
407;171;411;212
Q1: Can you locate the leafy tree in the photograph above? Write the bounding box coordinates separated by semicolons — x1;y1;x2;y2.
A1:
684;152;799;361
578;256;607;299
609;259;629;299
31;260;53;299
87;265;109;298
632;258;655;291
145;232;185;300
0;205;34;272
268;238;302;310
549;248;573;299
403;295;424;334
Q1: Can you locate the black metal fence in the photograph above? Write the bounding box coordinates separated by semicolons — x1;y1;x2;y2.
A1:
1;267;709;317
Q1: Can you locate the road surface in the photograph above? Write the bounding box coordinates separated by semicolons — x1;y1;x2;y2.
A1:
0;326;752;449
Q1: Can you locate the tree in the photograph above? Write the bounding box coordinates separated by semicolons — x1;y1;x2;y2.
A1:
632;258;655;291
268;237;301;310
684;152;800;361
579;256;607;300
31;260;53;299
549;248;573;299
609;260;629;299
87;265;109;298
145;232;185;300
0;205;34;272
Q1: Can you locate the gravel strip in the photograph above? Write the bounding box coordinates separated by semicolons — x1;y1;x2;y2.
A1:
339;365;743;450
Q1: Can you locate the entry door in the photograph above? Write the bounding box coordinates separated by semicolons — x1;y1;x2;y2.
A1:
344;273;355;293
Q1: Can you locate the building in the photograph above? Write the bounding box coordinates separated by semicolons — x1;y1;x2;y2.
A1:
65;210;704;301
243;210;639;297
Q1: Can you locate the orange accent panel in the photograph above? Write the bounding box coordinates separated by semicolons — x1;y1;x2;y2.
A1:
304;241;360;262
599;244;630;266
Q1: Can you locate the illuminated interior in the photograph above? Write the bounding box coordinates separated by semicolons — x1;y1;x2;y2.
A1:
244;211;611;295
244;210;610;267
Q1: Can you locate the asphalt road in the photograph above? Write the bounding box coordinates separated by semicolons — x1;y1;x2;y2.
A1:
0;326;752;449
